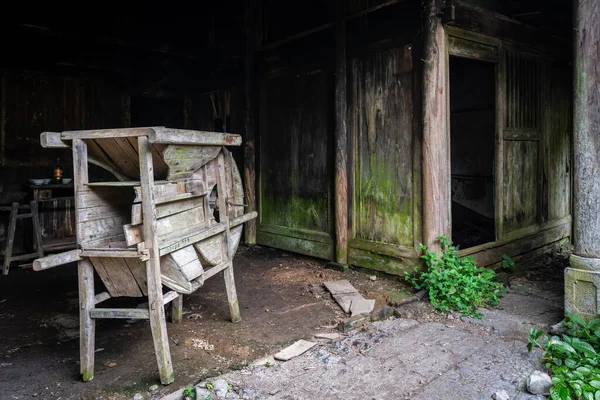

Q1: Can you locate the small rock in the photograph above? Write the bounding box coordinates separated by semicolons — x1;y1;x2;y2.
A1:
314;332;342;340
149;385;159;393
212;378;229;398
133;394;144;400
549;320;568;335
32;394;38;398
369;275;377;281
195;387;212;400
492;390;510;400
527;370;552;395
239;388;259;400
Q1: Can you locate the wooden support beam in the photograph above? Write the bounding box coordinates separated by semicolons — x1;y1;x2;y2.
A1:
33;249;82;271
62;127;155;140
148;128;242;146
572;0;600;259
421;0;451;252
162;291;180;306
334;0;349;265
90;308;150;319
138;135;174;385
243;0;258;245
40;132;70;148
94;292;111;305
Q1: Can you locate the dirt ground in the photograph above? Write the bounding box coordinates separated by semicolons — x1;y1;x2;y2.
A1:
0;245;409;400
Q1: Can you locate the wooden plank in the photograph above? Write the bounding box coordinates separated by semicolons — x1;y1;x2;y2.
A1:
148;127;242;146
40;131;70;148
334;0;348;265
77;187;134;209
91;257;143;297
78;215;129;245
171;294;183;324
78;204;128;222
91;138;140;179
170;246;204;281
90;308;150;319
137;134;174;384
156;207;206;238
123;224;144;247
80;250;142;258
162;291;180;306
495;46;506;241
160;223;227;256
347;246;419;276
33;249;82;271
78;258;96;382
422;0;450;251
61;127;154;140
503;141;538;233
348;238;418;260
131;196;202;225
199;260;231;281
163;145;221;180
447;36;498;63
94;292;111;304
124;258;148;296
133;182;186;203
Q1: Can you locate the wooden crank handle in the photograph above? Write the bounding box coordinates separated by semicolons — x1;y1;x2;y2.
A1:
33;249;83;271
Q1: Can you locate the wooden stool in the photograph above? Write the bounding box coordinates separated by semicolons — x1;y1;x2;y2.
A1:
2;201;44;275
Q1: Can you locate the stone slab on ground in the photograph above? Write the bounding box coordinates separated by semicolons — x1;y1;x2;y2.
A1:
323;280;358;295
273;340;317;361
350;298;375;316
332;293;364;313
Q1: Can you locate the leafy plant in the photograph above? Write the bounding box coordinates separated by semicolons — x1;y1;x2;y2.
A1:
501;253;516;270
183;385;196;399
404;234;504;319
206;382;214;391
527;313;600;400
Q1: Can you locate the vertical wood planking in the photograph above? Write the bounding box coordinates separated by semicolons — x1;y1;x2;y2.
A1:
138;135;174;385
243;0;258;244
422;0;451;251
334;0;348;265
495;46;506;240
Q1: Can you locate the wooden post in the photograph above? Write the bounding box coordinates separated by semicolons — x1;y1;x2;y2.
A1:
334;0;349;266
171;295;183;324
243;0;258;245
421;0;451;252
72;138;96;382
572;0;600;261
217;151;242;322
138;135;174;385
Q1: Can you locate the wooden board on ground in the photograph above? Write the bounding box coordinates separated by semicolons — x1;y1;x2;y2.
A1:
273;340;317;361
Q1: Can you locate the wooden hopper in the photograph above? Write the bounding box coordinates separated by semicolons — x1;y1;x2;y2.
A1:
32;127;257;385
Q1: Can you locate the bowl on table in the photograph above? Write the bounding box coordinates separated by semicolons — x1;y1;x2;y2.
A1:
62;178;72;184
42;179;52;184
29;179;46;185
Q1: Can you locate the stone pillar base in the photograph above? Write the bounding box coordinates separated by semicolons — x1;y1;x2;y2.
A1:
565;254;600;321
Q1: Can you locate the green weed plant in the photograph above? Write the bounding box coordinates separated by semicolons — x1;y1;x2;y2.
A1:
405;234;504;319
528;312;600;400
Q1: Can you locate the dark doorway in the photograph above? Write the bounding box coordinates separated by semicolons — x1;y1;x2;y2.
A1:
449;57;496;249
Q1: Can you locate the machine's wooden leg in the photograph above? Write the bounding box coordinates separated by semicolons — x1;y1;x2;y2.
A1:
2;202;19;275
146;259;175;385
171;294;183;324
224;262;241;323
78;258;96;382
30;201;44;259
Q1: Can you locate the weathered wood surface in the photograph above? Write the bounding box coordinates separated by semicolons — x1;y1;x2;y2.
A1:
40;131;69;148
90;308;150;319
351;45;415;247
541;60;571;222
503;141;538;232
572;0;600;258
244;0;258;245
62;127;154;140
131;196;202;225
90;257;143;297
148;127;242;146
163;145;220;181
33;249;82;271
93;292;111;305
421;0;450;251
334;0;348;265
258;60;333;259
78;258;96;382
171;294;183;324
138;135;174;385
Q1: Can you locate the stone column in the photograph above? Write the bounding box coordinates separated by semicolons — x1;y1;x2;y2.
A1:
565;0;600;320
